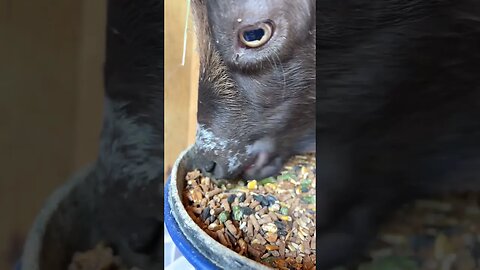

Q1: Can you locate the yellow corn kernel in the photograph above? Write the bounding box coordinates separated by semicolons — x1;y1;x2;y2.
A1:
247;180;257;190
279;215;292;222
264;183;277;190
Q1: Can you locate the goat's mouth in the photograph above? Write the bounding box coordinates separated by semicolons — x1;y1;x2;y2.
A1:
242;151;283;180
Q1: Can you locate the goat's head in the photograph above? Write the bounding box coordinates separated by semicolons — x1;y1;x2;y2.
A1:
189;0;315;180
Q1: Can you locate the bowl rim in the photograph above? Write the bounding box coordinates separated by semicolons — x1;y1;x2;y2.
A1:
20;164;96;270
166;146;273;270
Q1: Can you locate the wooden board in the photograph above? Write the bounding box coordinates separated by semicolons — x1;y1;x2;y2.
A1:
164;0;199;181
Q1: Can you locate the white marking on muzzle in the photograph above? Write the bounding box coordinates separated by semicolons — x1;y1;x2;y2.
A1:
195;124;249;173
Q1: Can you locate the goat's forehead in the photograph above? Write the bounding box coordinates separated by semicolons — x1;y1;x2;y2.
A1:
205;0;314;17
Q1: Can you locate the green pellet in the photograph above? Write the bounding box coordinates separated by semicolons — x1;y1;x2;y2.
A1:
232;205;243;221
218;211;230;223
301;195;315;204
278;173;295;181
301;179;312;187
259;177;276;185
261;256;277;264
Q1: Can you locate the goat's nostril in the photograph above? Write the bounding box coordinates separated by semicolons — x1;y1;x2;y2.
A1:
204;161;216;173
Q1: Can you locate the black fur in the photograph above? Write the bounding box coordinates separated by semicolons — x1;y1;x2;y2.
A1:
93;1;164;269
317;0;480;268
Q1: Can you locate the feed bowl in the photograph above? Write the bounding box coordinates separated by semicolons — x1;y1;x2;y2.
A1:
165;147;272;270
20;165;100;270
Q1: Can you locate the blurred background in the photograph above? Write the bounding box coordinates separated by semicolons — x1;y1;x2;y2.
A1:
0;0;197;269
0;0;105;269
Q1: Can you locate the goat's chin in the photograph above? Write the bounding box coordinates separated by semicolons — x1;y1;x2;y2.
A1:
293;140;316;155
242;155;283;180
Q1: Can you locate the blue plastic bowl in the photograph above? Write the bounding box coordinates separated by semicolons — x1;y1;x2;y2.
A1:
164;148;271;270
164;175;220;270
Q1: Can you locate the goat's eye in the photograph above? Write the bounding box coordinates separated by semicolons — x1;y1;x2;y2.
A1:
239;22;273;48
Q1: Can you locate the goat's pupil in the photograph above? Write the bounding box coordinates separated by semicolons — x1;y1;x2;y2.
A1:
243;28;265;42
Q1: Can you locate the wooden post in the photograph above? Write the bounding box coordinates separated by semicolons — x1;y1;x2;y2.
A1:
164;0;199;180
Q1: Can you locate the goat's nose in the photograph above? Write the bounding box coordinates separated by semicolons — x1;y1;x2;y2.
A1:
203;161;216;174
